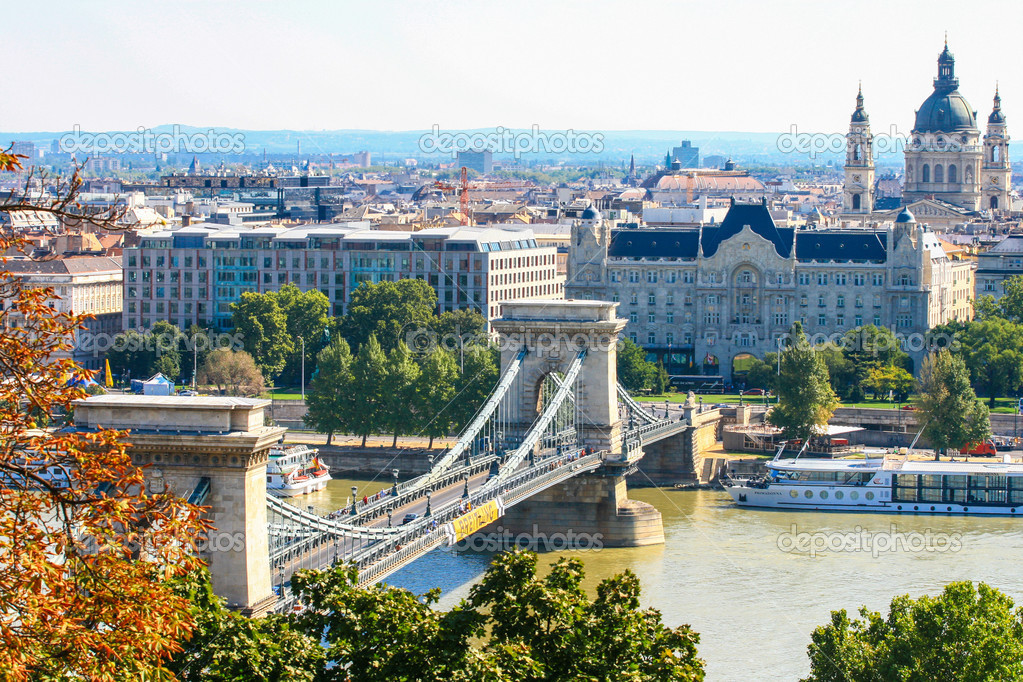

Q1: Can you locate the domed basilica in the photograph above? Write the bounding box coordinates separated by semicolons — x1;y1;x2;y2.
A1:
843;41;1011;220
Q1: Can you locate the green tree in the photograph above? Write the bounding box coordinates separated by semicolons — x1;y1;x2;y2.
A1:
384;342;421;448
414;347;459;447
916;349;990;455
231;291;293;380
998;274;1023;323
168;568;324;681
768;323;840;442
430;307;488;351
817;344;856;399
862;364;915;401
342;279;438;352
841;325;909;399
953;318;1023;407
350;334;389;447
803;582;1023;682
744;355;778;392
284;550;705;680
617;337;657;392
105;320;184;383
276;284;330;385
653;359;670;395
973;293;1001;321
304;338;356;445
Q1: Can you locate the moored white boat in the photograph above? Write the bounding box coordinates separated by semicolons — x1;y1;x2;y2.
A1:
267;444;331;497
723;443;1023;516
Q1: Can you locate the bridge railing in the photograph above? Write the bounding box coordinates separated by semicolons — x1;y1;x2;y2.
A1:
340;454;500;524
352;451;603;586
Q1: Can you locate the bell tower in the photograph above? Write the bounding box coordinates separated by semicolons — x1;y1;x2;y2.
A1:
843;84;874;214
982;86;1011;213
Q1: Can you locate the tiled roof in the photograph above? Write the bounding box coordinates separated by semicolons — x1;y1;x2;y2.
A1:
701;202;792;258
609;230;700;259
795;232;887;261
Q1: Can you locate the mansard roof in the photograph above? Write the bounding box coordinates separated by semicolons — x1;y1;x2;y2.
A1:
795;231;887;262
608;229;699;259
701;201;792;258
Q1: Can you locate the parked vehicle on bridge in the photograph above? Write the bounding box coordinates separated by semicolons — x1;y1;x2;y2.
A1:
401;513;419;525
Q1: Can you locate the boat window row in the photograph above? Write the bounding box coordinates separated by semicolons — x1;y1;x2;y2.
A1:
772;470;874;485
892;473;1023;505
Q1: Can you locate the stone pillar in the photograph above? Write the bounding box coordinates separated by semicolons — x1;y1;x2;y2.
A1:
499;471;664;548
73;395;285;616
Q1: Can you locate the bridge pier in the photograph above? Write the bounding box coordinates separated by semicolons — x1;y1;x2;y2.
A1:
73;395;284;617
497;469;663;547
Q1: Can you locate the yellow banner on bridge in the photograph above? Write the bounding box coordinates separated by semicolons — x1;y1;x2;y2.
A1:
446;498;503;543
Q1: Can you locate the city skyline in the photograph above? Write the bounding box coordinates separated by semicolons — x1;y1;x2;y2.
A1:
3;0;1019;137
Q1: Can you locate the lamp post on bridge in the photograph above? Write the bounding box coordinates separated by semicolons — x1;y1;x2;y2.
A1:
392;468;400;497
351;486;358;514
425;489;432;517
387;507;393;528
463;475;470;498
427;454;434;472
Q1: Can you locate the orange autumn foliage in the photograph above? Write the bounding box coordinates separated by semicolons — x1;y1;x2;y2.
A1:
0;149;209;680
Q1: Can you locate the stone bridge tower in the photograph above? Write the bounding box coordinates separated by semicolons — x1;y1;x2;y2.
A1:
490;300;664;547
73;395;284;616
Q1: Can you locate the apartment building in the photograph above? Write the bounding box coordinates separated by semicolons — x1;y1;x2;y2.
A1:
3;256;123;370
121;223;562;331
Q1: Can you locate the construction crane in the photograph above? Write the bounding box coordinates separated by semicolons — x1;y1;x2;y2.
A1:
433;166;471;225
433;166;542;226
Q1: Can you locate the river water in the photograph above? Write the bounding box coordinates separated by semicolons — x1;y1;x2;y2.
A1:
306;477;1023;681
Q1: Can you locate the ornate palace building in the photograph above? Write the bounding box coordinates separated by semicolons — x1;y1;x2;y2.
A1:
567;203;973;378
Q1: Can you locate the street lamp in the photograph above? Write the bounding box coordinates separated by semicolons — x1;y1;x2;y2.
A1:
392;468;399;496
299;336;305;401
425;489;432;517
462;476;470;498
428;454;435;471
387;507;393;527
351;485;358;514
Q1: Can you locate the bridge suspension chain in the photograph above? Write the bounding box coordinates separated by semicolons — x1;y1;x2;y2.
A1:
481;349;587;491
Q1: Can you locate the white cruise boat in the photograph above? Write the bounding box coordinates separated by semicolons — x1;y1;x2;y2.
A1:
267;444;331;497
723;444;1023;515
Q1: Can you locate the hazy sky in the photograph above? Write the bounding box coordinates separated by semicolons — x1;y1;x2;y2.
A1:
3;0;1020;135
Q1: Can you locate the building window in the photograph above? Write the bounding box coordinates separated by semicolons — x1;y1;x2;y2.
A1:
666;311;674;324
648;294;656;305
897;314;911;328
873;294;882;307
817;273;827;285
855;295;863;308
818;295;826;307
666;332;674;345
837;314;845;327
629;332;638;343
818;313;826;325
629;271;639;283
648;313;656;323
629;312;638;323
611;292;620;302
666;293;674;305
666;272;677;284
683;271;694;284
648;332;656;345
873;273;884;286
837;295;845;308
647;271;657;283
774;312;788;326
798;273;810;285
855;315;863;326
610;271;621;283
800;295;808;307
630;293;638;305
835;274;847;286
853;273;865;286
874;315;882;326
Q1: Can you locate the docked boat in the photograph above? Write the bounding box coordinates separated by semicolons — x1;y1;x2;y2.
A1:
267;444;331;497
723;443;1023;515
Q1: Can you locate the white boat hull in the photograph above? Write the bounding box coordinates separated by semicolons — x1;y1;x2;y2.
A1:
723;482;1023;516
